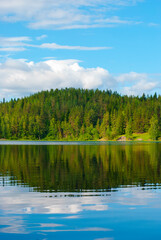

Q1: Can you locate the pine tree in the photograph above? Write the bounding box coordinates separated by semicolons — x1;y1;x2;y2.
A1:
149;116;159;140
125;119;133;139
100;112;110;138
48;118;58;139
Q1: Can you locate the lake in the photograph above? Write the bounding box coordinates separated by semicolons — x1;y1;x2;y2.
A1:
0;141;161;239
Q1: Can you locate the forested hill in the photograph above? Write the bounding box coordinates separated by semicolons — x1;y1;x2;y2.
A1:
0;88;160;140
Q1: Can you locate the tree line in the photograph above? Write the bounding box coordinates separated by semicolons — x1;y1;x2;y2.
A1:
0;88;160;140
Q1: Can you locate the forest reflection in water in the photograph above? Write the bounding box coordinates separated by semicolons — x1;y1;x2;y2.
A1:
1;143;161;239
0;143;161;191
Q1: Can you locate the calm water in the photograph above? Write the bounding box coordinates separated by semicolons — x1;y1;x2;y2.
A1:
1;142;161;239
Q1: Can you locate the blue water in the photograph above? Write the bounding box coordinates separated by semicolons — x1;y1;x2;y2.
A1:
1;184;161;239
0;142;161;239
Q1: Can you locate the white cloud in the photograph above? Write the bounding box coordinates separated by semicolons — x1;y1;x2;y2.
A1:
0;36;31;47
36;34;47;41
0;58;116;99
0;0;143;29
96;16;142;25
148;23;160;27
0;36;31;52
116;72;147;82
0;47;26;52
116;72;158;96
122;80;158;96
0;58;159;99
0;36;111;52
40;43;112;51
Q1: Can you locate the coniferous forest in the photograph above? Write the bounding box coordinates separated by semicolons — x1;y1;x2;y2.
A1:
0;88;160;141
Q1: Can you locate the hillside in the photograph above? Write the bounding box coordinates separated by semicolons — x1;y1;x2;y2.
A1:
0;88;160;140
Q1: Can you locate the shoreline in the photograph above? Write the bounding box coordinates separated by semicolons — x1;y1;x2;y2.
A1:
0;133;158;143
0;139;160;145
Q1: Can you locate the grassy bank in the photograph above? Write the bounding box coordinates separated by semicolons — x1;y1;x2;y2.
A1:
99;133;158;141
0;132;160;142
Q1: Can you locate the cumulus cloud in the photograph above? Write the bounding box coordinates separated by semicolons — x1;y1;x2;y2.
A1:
122;80;157;96
0;0;143;29
0;59;115;99
116;72;158;96
116;72;148;82
0;58;159;100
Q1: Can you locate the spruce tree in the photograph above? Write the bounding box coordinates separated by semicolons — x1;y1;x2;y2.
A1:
125;119;133;139
149;116;159;140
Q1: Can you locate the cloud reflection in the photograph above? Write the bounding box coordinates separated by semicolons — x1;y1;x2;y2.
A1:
40;227;112;232
62;215;81;219
0;184;160;236
40;223;63;228
0;185;159;217
0;186;109;215
95;238;114;240
0;216;28;234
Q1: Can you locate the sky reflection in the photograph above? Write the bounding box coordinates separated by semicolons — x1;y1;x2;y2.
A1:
0;216;28;234
0;183;161;239
0;185;160;216
1;142;161;239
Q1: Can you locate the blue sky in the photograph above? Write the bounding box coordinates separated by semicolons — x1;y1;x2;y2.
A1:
0;0;160;99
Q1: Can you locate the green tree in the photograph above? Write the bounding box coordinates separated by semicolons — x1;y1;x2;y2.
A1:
48;118;58;139
149;116;159;140
0;88;161;141
125;119;133;139
99;112;110;138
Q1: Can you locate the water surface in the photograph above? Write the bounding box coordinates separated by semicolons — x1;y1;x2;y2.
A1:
0;142;161;239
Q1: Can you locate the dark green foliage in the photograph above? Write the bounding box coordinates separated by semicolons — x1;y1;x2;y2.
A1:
1;144;161;191
125;119;133;139
0;88;161;140
149;116;159;140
